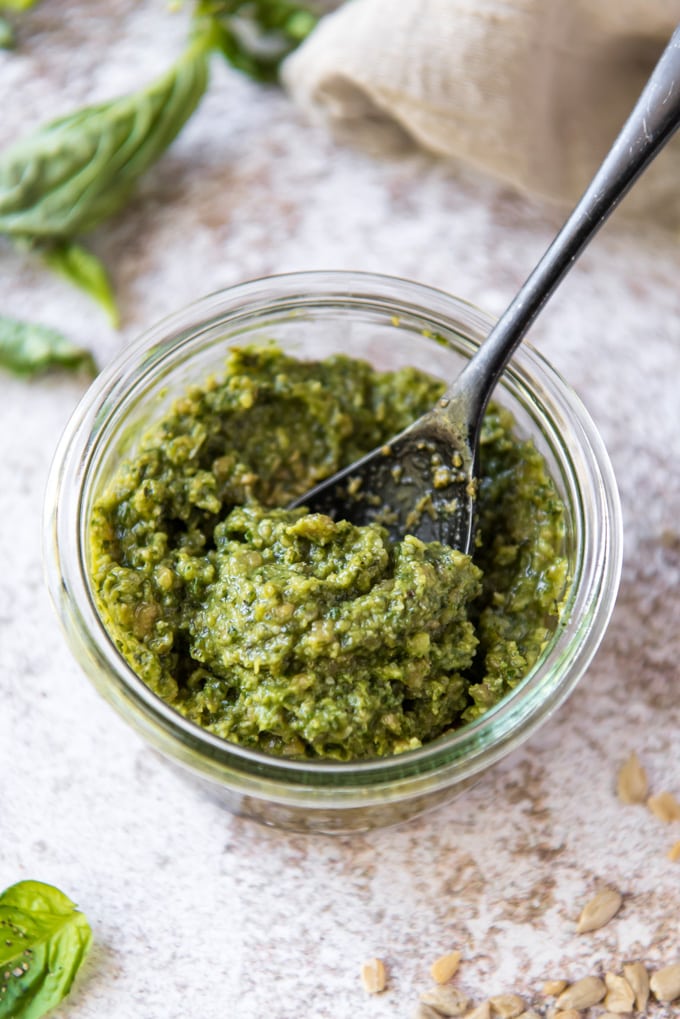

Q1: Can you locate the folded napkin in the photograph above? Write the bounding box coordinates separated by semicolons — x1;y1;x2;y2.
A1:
283;0;680;220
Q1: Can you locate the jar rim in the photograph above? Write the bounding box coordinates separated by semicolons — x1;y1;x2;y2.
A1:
44;270;623;804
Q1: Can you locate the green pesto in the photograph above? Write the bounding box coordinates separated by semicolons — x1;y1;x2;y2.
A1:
89;345;568;760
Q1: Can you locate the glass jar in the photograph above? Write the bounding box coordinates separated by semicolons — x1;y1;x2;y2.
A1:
44;271;622;833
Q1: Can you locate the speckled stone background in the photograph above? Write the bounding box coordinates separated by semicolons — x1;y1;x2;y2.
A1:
1;4;679;1018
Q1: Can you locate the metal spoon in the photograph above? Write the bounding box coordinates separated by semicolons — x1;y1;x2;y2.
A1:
293;24;680;552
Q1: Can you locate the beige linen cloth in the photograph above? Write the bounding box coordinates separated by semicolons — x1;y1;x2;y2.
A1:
283;0;680;220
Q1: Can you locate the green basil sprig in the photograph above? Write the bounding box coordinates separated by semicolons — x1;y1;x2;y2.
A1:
0;1;41;50
0;880;92;1019
0;16;13;48
0;34;212;320
0;0;40;10
43;241;120;327
0;3;319;322
195;0;319;82
0;314;97;377
0;37;210;239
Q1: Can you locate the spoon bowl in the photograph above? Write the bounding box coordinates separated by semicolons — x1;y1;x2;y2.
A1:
291;401;476;547
294;24;680;551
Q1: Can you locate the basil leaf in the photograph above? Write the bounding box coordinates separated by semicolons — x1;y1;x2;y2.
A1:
196;0;318;81
0;0;39;9
0;314;97;377
0;880;92;1019
0;36;211;241
0;0;41;48
0;15;14;48
44;241;120;326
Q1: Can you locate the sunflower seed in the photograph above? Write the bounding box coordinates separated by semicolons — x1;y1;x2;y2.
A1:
576;887;622;932
623;961;649;1011
556;976;605;1010
417;1006;446;1019
516;1012;541;1019
361;957;387;994
463;1002;491;1019
553;1010;581;1019
542;980;568;996
420;985;469;1016
603;972;635;1012
489;994;524;1018
647;791;680;822
617;751;648;804
668;840;680;862
650;961;680;1002
430;950;462;985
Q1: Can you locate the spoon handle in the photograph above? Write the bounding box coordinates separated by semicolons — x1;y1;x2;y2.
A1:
447;23;680;421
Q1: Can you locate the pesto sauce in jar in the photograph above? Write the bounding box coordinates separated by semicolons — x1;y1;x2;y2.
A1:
89;345;568;760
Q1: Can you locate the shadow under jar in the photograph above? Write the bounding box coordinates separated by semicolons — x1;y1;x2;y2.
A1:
44;271;622;834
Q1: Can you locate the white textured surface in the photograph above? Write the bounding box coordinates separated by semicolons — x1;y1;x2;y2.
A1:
1;4;679;1018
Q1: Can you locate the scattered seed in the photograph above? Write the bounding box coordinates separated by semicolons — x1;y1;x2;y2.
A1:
463;1003;491;1019
553;1010;581;1019
647;791;680;823
542;980;568;997
603;972;635;1013
623;962;649;1011
416;1005;445;1019
650;961;680;1002
617;751;648;804
556;976;606;1011
516;1012;541;1019
576;887;622;933
489;994;524;1018
430;950;462;985
420;985;468;1016
361;957;387;994
667;840;680;862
